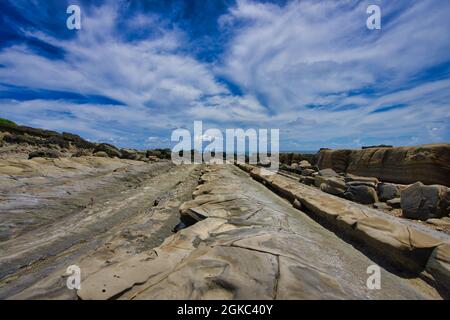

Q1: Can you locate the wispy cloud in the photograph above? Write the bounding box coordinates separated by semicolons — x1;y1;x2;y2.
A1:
0;0;449;150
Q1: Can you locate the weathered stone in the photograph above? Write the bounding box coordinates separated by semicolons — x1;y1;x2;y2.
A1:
318;144;450;186
344;185;379;204
377;183;400;202
316;149;352;173
401;182;450;220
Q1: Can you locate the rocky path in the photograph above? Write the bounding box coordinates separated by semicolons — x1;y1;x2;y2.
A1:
78;165;443;300
0;158;201;299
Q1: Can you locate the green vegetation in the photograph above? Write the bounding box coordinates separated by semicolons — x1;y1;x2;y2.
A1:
0;117;16;126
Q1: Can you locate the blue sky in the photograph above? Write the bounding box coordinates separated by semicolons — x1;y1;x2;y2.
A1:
0;0;449;151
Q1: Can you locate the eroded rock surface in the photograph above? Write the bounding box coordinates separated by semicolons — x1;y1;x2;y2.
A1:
78;165;444;300
0;157;201;299
316;144;450;186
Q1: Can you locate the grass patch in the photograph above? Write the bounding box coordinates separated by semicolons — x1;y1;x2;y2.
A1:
0;117;16;126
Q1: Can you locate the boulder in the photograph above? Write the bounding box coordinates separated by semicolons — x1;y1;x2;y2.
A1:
344;185;379;204
94;143;122;158
401;182;450;220
377;183;400;202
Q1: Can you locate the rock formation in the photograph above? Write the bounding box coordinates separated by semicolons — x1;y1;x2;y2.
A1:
315;144;450;186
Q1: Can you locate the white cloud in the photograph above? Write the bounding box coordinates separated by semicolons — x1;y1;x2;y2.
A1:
0;0;449;150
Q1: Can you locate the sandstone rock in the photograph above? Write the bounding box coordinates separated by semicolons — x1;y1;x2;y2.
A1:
377;183;400;202
316;149;352;173
319;144;450;186
401;182;450;220
344;185;379;204
94;143;122;158
387;198;401;208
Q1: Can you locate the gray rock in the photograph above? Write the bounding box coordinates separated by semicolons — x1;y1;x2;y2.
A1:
377;183;400;202
344;185;379;204
401;182;450;220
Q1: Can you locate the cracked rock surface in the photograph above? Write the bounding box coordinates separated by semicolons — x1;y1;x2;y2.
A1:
78;165;443;300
